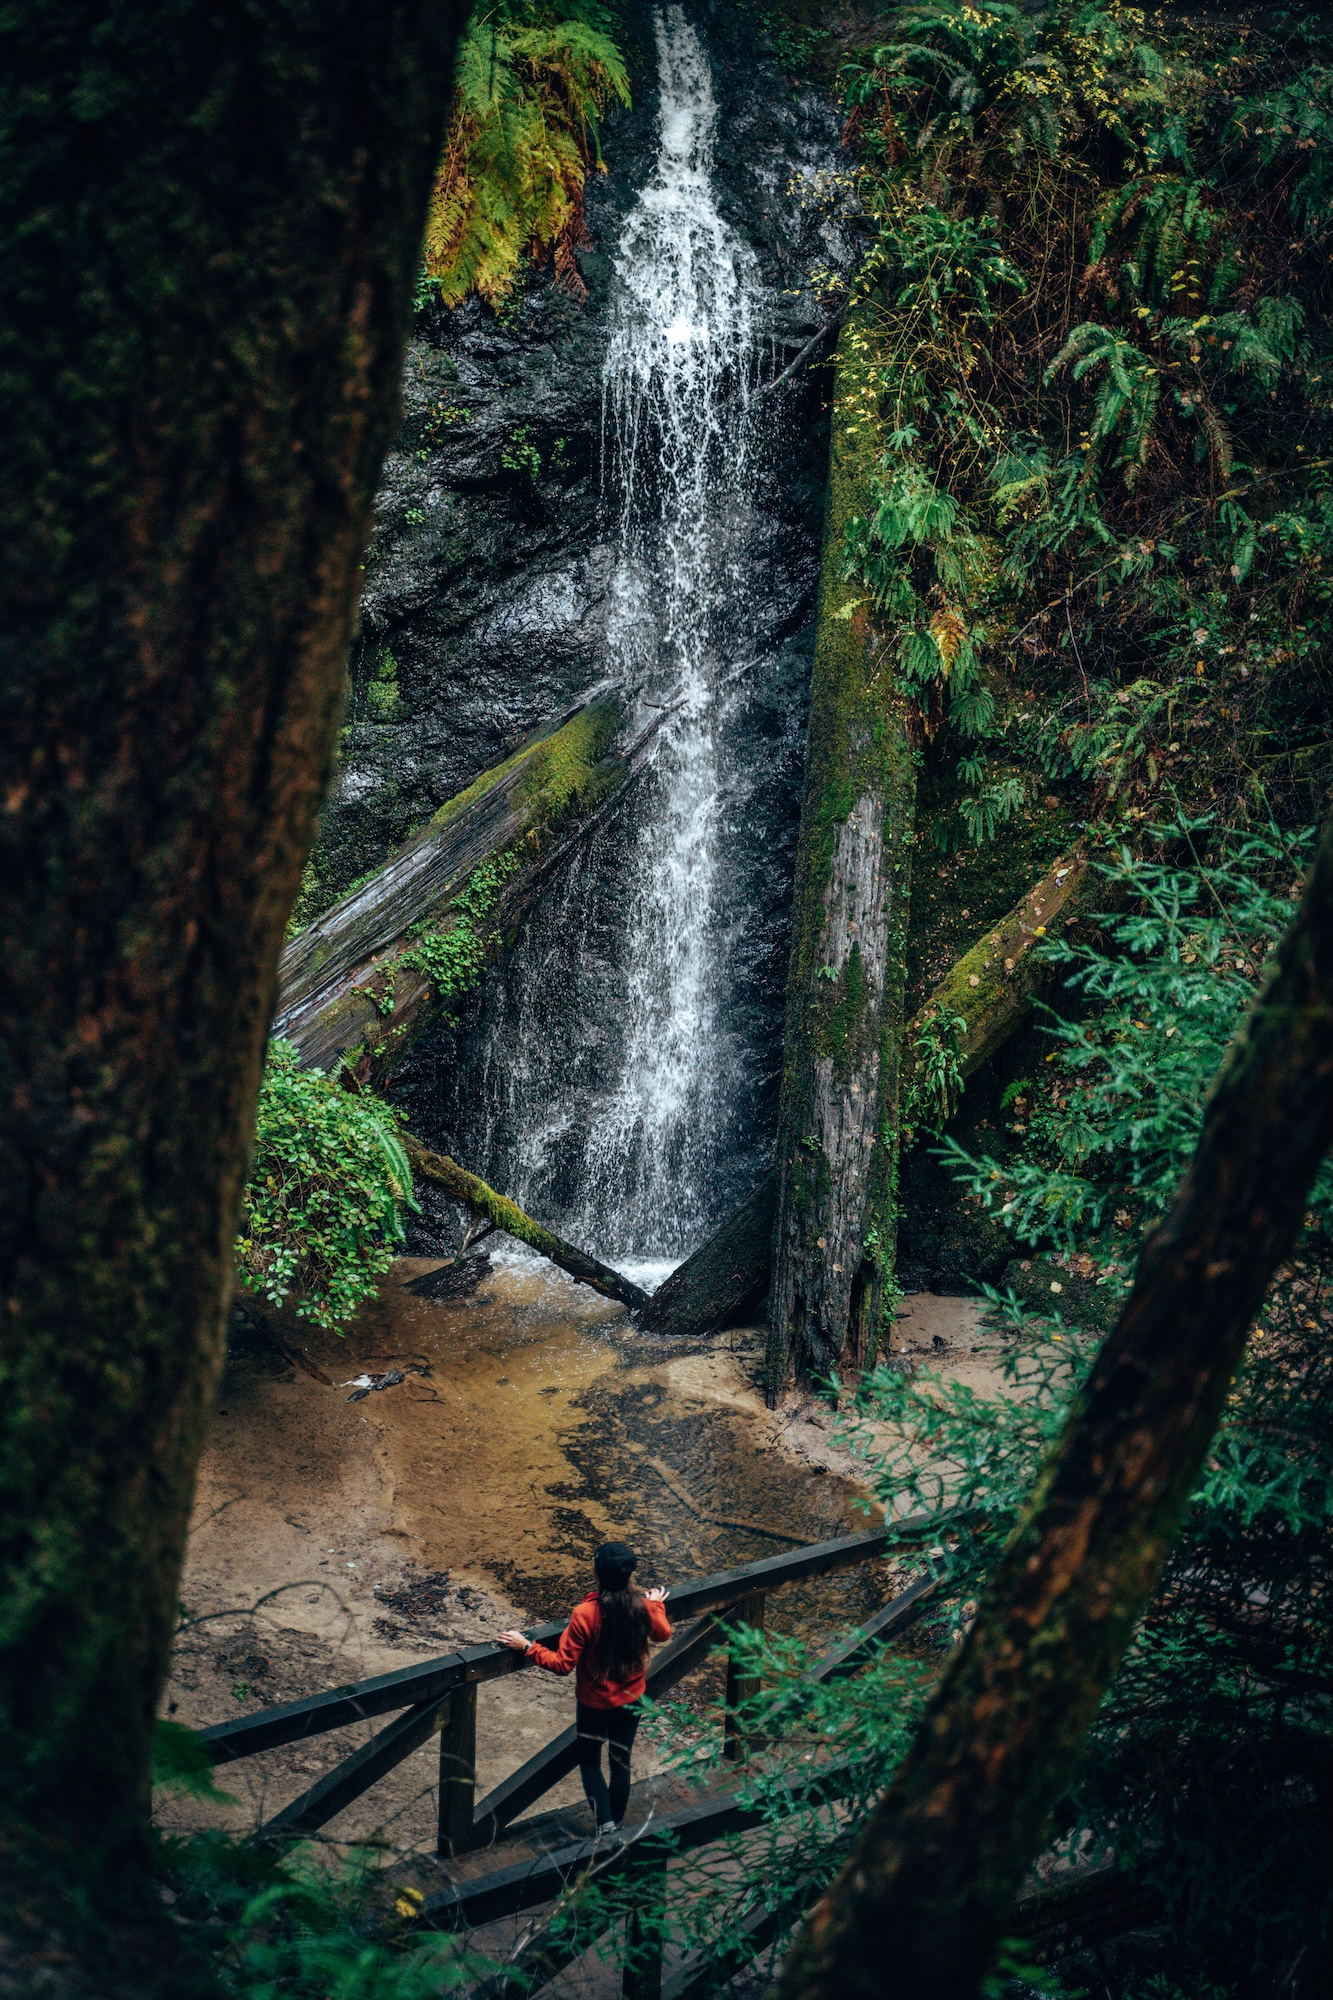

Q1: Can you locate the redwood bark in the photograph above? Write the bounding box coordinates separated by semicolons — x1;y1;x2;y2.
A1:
767;310;917;1402
775;813;1333;2000
0;0;464;1959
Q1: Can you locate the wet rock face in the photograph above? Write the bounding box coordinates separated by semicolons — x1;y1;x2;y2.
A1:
303;0;855;917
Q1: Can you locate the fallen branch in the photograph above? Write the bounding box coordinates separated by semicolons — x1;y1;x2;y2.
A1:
756;308;847;400
403;1135;648;1312
898;845;1090;1121
774;813;1333;1999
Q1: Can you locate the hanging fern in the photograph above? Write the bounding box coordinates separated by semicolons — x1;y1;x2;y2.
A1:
422;0;630;308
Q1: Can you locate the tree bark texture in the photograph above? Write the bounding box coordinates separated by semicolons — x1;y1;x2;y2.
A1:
276;695;628;1077
0;0;465;1941
768;308;918;1400
647;850;1088;1345
775;813;1333;2000
404;1137;649;1312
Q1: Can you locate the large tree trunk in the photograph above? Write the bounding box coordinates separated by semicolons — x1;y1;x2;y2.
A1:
775;814;1333;2000
276;694;630;1078
766;308;918;1402
645;847;1089;1347
0;0;465;1967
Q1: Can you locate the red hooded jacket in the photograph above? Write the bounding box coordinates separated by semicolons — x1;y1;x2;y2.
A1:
525;1589;673;1708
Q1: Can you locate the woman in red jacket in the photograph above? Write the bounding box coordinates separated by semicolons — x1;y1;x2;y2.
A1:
500;1541;671;1834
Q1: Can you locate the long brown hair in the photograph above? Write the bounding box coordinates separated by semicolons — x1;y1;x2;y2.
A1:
589;1581;652;1682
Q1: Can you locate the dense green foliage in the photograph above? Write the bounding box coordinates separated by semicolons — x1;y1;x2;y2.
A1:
944;816;1333;1239
838;1;1333;855
421;0;629;306
237;1043;415;1329
152;1822;480;2000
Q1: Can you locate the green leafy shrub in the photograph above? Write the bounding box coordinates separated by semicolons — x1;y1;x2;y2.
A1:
836;1;1333;858
941;818;1331;1244
398;848;521;1016
236;1043;415;1330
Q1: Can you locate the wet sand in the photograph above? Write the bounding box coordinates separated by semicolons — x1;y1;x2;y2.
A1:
162;1259;995;1853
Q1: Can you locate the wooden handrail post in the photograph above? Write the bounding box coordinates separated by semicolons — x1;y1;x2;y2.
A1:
623;1852;667;2000
437;1680;478;1856
723;1590;767;1763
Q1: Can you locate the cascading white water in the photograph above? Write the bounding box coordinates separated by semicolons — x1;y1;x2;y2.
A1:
447;6;777;1270
566;5;763;1259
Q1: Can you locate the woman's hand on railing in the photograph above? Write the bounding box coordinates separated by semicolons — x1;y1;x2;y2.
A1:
498;1629;531;1651
643;1587;668;1603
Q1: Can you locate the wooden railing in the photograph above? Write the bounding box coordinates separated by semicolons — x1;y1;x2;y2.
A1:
195;1518;1152;2000
198;1518;945;1855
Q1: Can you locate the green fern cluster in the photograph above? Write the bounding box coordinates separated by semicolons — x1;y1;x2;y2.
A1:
421;0;629;308
1090;175;1243;311
841;0;1167;170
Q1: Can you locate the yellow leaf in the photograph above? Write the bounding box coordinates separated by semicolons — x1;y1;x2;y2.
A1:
929;608;967;678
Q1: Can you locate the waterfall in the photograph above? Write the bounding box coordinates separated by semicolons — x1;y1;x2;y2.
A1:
574;6;761;1257
441;6;782;1274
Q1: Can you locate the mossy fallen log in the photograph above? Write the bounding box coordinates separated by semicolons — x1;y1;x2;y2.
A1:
274;695;629;1078
403;1135;649;1313
644;847;1090;1347
767;305;918;1397
899;845;1089;1130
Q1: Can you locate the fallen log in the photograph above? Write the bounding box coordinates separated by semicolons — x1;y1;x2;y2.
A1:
274;694;631;1079
403;1135;649;1312
635;1170;776;1338
898;845;1089;1129
642;847;1091;1346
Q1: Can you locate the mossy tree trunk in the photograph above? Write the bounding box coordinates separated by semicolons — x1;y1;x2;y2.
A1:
767;308;917;1401
775;814;1333;2000
647;848;1088;1345
277;695;630;1079
899;846;1089;1131
0;0;464;1971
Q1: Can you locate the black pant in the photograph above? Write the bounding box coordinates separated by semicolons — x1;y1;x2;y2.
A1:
576;1700;639;1825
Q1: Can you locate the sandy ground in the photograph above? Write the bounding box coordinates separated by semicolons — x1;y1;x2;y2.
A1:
161;1264;998;1860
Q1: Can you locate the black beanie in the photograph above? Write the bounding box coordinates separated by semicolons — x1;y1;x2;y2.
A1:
594;1541;637;1590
